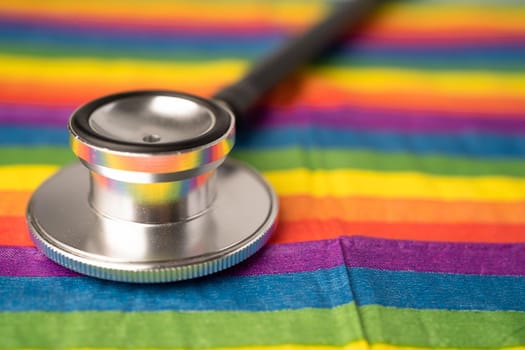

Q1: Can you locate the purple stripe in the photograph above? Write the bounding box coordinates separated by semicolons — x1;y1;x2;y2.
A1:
0;104;73;126
341;237;525;276
348;34;525;48
3;104;525;133
257;107;525;134
3;236;525;277
233;237;525;276
0;246;79;277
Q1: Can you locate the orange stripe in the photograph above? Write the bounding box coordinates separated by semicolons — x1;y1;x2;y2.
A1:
269;77;525;116
270;220;525;244
0;81;218;107
280;196;525;224
4;215;524;247
0;11;309;32
4;191;525;223
3;80;525;116
0;191;31;216
2;2;525;32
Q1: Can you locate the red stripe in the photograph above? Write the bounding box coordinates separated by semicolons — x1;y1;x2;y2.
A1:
3;81;525;117
3;215;525;247
0;216;33;246
270;219;525;244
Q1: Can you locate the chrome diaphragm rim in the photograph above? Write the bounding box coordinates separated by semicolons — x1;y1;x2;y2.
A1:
26;159;278;283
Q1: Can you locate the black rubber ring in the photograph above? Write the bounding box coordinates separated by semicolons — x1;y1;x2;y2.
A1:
69;90;233;153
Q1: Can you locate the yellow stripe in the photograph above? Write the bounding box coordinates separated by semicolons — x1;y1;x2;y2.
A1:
317;68;525;99
2;54;524;99
376;3;525;30
0;165;58;191
265;169;525;201
0;0;326;26
0;55;247;88
3;165;525;202
70;341;525;350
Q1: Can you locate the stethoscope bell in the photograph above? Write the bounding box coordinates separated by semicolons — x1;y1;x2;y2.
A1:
27;91;278;282
25;1;376;282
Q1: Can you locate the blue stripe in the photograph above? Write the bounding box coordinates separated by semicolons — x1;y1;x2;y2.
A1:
0;267;524;312
0;267;351;311
328;47;525;70
0;126;68;146
1;125;524;157
239;127;525;157
0;18;283;43
1;20;525;69
0;21;280;59
352;268;525;312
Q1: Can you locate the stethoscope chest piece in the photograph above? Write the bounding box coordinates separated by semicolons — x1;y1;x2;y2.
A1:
27;91;278;283
26;1;375;282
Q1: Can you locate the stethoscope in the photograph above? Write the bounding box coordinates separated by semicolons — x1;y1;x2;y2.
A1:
27;0;376;283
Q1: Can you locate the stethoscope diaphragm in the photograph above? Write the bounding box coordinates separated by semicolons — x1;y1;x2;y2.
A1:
26;0;377;282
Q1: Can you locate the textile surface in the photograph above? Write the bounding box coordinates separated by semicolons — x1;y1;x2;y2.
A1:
1;0;525;348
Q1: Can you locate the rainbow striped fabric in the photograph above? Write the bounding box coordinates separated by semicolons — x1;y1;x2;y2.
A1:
1;0;525;348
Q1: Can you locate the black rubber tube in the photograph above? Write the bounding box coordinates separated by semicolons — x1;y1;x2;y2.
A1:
212;0;378;125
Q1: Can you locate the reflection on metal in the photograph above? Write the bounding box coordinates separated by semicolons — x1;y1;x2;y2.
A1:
26;0;374;283
27;92;278;283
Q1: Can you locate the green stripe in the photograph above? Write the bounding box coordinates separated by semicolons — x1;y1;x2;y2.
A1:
0;44;254;62
232;148;525;176
1;45;522;73
1;147;525;177
1;304;524;348
0;147;75;165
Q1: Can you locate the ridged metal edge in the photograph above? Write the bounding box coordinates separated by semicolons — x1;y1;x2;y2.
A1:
28;217;276;283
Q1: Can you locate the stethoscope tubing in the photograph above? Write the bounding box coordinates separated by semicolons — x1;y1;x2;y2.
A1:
26;0;379;283
213;0;378;125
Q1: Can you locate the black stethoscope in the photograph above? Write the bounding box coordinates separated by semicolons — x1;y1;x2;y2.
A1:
27;0;376;283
